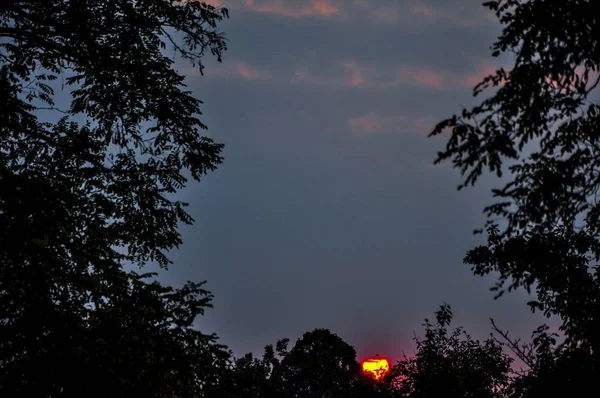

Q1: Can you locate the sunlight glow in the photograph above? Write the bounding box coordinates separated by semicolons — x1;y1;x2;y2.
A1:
362;358;390;380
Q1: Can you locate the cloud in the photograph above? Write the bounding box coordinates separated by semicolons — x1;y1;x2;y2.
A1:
291;65;333;86
345;61;491;91
235;62;266;80
348;112;388;135
211;0;495;25
462;63;503;88
461;61;600;95
410;2;472;25
348;111;437;136
185;54;515;97
356;60;513;91
195;58;498;92
544;66;600;94
187;60;272;81
344;62;364;87
197;61;474;90
198;0;228;6
342;62;450;90
290;61;449;90
242;0;337;18
420;1;498;26
347;0;496;26
396;68;446;90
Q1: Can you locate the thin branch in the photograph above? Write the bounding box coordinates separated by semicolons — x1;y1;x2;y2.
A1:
34;106;68;114
490;318;535;369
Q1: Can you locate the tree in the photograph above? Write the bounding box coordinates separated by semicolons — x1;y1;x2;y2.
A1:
1;0;231;395
211;318;513;398
430;0;600;360
211;329;383;398
490;321;594;398
273;329;361;398
390;304;512;398
1;270;231;397
206;338;290;398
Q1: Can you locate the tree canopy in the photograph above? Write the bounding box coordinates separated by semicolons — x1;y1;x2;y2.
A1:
210;307;515;398
209;329;363;398
430;0;600;392
1;0;231;396
393;304;511;398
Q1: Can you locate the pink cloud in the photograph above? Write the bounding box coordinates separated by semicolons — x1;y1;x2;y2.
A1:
210;0;493;25
412;116;438;133
194;58;518;94
463;63;503;88
460;60;600;94
191;60;271;81
348;111;436;136
410;3;448;20
402;69;445;89
290;61;450;90
344;62;364;87
348;112;388;135
291;62;363;87
199;0;227;6
459;59;515;90
244;0;337;17
236;62;264;80
410;2;497;27
291;66;333;86
346;62;449;90
543;66;600;94
347;0;495;26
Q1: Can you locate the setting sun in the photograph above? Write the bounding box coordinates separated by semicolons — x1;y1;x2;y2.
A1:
362;358;390;380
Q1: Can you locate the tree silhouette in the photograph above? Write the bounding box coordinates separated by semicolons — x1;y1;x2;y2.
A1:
1;0;231;396
1;271;231;397
207;338;290;398
210;329;396;398
215;311;516;398
273;329;361;398
391;304;511;398
430;0;600;380
491;321;594;398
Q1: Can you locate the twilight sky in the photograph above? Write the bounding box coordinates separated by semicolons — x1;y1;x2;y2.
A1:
155;0;554;362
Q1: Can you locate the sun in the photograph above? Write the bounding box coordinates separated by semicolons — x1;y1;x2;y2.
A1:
362;357;390;380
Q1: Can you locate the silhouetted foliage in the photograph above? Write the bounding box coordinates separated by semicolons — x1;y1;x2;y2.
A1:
2;271;230;397
491;321;594;398
0;0;231;396
430;0;600;382
212;309;518;398
273;329;361;398
207;338;290;398
211;329;372;398
390;304;511;398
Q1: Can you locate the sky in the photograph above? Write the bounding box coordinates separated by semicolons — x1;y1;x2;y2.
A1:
152;0;556;363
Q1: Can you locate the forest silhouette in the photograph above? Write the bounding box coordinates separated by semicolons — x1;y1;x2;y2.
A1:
1;0;599;397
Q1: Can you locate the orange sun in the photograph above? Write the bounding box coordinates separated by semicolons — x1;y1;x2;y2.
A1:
362;357;390;380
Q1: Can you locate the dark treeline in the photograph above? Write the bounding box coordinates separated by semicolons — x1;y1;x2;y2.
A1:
205;304;513;398
1;0;598;397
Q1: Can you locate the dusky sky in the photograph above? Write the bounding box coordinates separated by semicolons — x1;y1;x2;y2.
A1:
151;0;555;362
